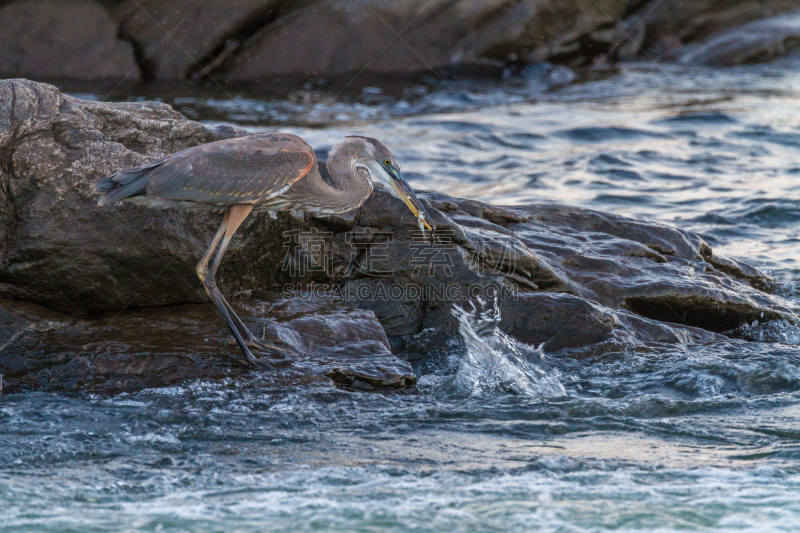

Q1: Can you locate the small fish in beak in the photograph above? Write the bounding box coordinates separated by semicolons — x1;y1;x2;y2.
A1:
388;170;435;234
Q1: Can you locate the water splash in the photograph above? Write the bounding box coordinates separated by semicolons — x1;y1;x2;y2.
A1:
438;299;566;399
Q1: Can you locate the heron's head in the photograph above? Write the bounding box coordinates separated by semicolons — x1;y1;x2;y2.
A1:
335;136;435;232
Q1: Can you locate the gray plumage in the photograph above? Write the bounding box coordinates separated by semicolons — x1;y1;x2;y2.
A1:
97;133;316;209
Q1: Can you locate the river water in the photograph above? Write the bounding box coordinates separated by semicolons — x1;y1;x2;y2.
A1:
4;57;800;532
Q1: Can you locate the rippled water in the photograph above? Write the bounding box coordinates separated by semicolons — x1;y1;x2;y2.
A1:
5;57;800;532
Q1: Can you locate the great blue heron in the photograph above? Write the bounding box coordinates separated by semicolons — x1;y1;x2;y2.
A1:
95;134;434;367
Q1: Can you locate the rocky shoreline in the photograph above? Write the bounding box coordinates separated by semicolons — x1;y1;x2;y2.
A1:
0;1;798;84
1;79;798;393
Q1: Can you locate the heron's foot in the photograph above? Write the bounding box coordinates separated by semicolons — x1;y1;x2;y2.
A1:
238;345;281;370
244;355;280;370
245;352;293;369
247;341;295;369
245;338;294;359
244;325;299;360
226;337;293;368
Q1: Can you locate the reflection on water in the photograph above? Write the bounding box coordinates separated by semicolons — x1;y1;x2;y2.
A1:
4;57;800;532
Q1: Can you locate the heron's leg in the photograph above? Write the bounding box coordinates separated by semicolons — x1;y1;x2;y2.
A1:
198;213;264;339
197;210;290;361
196;211;230;282
202;205;267;367
197;211;256;361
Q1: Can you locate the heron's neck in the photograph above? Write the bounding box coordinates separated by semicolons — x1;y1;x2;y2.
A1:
321;151;373;213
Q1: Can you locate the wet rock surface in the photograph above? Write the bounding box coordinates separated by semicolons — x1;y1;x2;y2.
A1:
0;295;413;394
1;79;799;394
290;190;797;341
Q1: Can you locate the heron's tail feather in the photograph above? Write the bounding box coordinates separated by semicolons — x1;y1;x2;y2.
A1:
95;158;169;206
96;173;150;206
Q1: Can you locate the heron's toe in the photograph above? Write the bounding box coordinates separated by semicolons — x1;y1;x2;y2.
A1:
246;338;295;359
252;356;291;370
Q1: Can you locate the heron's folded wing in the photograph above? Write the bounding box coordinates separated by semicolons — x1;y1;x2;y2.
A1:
146;148;315;206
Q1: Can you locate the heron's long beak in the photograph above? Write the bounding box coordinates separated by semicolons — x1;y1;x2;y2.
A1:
388;170;435;232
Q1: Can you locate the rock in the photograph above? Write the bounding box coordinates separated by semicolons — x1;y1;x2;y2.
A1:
679;11;800;66
220;0;630;81
498;292;724;356
113;0;309;80
0;0;633;81
0;294;414;393
0;0;138;81
110;0;800;78
252;295;413;389
280;190;797;339
627;0;800;60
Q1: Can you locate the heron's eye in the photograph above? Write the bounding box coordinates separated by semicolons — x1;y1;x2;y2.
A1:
383;158;392;166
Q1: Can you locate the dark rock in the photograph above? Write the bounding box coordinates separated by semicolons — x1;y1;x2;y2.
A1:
280;191;796;339
112;0;800;77
220;0;630;81
0;0;633;81
246;295;413;389
0;0;138;81
0;294;414;393
499;292;723;355
3;0;799;83
679;11;800;66
113;0;309;80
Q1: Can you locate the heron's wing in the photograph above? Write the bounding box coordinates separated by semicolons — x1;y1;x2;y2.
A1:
145;134;316;206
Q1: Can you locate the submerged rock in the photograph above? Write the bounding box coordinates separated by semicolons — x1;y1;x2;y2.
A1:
627;0;800;62
1;79;798;393
679;11;800;66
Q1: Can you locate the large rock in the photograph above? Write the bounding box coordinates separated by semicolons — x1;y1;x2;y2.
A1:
213;0;631;80
280;190;798;341
113;0;310;80
2;0;799;83
0;0;138;80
